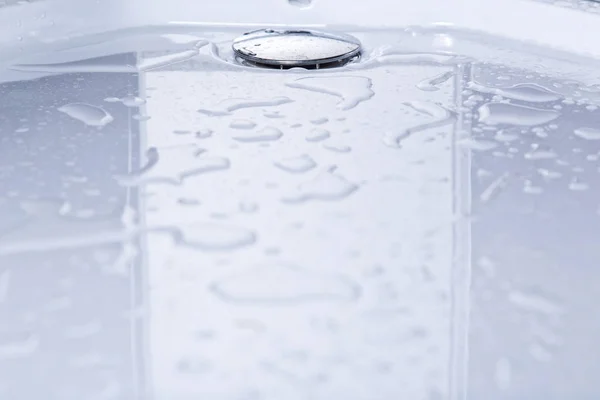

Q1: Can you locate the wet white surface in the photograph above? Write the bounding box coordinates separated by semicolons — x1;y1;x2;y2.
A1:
0;1;600;400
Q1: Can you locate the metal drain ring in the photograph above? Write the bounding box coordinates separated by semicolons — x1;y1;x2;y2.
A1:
232;29;362;69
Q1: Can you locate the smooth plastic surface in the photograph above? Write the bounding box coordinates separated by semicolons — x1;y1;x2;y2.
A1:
0;1;600;400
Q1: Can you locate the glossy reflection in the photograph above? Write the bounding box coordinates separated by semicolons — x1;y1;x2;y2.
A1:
0;27;599;400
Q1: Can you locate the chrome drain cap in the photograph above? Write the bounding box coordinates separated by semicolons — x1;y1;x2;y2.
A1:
232;29;361;69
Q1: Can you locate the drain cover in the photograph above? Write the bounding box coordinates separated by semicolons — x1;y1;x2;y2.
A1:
232;29;361;69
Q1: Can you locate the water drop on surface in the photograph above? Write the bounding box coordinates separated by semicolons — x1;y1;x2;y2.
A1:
288;0;313;7
282;168;358;203
57;103;113;128
133;114;151;121
178;198;201;206
323;143;352;153
121;96;146;107
524;145;557;160
479;173;509;204
416;71;454;91
196;128;213;139
537;168;562;179
468;82;561;102
198;96;293;116
116;147;229;187
384;102;454;148
310;117;329;125
233;126;283;143
274;154;317;173
174;223;257;251
478;102;559;126
574;127;600;140
523;180;543;194
229;119;257;130
286;76;374;110
494;130;519;142
306;128;331;142
568;178;589;191
264;111;284;119
239;201;259;213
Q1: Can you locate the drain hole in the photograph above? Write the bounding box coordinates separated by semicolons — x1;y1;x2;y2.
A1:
232;29;362;70
236;54;361;70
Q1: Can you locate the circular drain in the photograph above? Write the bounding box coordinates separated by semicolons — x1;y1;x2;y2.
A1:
232;29;361;69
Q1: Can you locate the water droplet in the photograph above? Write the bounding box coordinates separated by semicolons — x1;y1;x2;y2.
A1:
282;168;358;203
384;102;454;147
468;82;561;102
210;262;361;304
121;96;146;107
233;126;283;142
574;127;600;140
229;119;257;130
173;223;256;251
416;71;454;91
196;128;213;139
286;76;374;110
480;173;509;204
524;145;557;160
523;180;543;194
274;155;317;173
310;117;328;125
178;198;201;206
133;114;151;121
494;130;519;142
198;96;293;116
239;201;259;213
57;103;113;127
116;146;229;186
537;168;562;179
323;143;352;153
306;128;331;142
264;111;284;119
288;0;312;7
478;102;559;126
568;177;589;191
